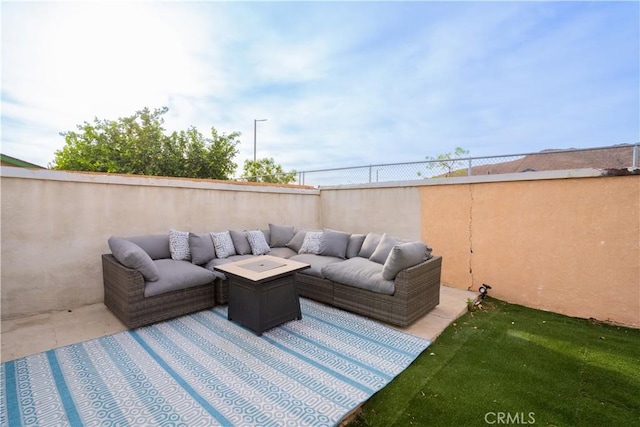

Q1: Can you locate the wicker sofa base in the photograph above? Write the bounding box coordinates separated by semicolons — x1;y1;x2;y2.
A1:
102;254;216;329
215;255;442;327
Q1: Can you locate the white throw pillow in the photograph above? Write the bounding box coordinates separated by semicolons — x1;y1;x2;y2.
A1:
299;231;323;254
211;231;237;259
247;230;271;255
169;229;191;261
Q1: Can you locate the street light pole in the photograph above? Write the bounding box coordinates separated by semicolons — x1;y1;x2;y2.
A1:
253;119;267;162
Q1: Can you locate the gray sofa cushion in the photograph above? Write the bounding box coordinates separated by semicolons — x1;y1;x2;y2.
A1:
346;234;366;258
370;233;401;264
289;254;343;278
382;241;429;280
319;229;351;259
268;247;298;259
109;237;160;281
322;257;395;295
230;230;252;255
286;230;307;253
144;259;215;297
269;223;295;247
189;232;216;265
358;233;381;258
126;234;171;260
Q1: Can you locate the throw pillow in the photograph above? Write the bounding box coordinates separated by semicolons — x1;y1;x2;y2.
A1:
286;230;307;253
269;223;295;247
346;234;366;258
382;241;429;280
188;232;216;265
299;231;323;254
358;232;382;258
247;230;271;255
211;231;237;259
229;230;252;255
169;229;191;261
319;229;351;259
108;237;160;281
369;233;401;264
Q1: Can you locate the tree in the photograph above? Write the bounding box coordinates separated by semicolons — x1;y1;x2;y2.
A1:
419;146;470;178
242;158;297;184
51;107;240;180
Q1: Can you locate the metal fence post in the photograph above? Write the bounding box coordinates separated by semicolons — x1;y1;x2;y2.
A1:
368;165;372;183
633;144;639;168
468;158;473;176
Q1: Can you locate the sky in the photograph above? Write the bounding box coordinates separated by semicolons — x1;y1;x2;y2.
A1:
1;1;639;175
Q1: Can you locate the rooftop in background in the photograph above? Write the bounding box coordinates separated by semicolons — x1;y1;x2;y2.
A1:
0;153;45;169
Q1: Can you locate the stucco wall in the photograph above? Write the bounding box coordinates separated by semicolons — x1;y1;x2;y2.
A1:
1;168;320;319
421;173;639;327
2;167;638;327
319;184;422;240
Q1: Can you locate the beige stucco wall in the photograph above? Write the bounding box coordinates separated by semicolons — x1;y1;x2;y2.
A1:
421;174;640;327
1;168;320;319
2;167;638;327
319;184;422;240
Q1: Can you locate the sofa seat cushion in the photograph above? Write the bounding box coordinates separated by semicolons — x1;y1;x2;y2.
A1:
144;259;216;297
289;254;343;278
321;257;395;295
268;247;298;259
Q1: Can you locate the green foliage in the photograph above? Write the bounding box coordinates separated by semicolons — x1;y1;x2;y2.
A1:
51;107;240;180
350;298;640;427
242;157;297;184
418;146;470;178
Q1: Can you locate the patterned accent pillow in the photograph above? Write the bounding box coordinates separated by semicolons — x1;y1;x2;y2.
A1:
247;230;271;256
211;231;237;259
169;229;191;261
299;231;323;254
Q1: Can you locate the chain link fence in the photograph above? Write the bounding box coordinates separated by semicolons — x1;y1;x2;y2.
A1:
243;144;639;187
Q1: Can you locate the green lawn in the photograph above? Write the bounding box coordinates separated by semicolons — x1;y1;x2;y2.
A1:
350;298;640;427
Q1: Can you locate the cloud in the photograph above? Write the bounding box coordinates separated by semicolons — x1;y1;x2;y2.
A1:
2;1;638;173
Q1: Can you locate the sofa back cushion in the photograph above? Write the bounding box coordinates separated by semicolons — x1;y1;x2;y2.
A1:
358;233;381;258
286;230;307;253
369;233;401;264
382;241;429;280
346;234;366;258
108;237;160;281
189;233;216;265
269;223;295;247
126;234;171;260
319;229;351;259
230;230;253;255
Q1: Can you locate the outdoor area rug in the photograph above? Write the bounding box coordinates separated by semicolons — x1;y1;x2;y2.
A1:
1;299;430;426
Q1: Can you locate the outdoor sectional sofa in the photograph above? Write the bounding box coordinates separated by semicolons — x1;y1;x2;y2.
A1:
102;224;442;329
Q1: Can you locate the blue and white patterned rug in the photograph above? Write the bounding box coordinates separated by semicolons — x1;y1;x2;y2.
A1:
1;299;430;426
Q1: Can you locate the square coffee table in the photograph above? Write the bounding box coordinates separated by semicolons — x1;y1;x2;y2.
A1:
214;255;310;336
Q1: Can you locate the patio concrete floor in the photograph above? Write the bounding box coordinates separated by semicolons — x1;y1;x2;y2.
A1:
1;285;476;363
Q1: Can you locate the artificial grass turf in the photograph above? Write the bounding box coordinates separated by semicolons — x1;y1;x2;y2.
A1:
350;298;640;427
